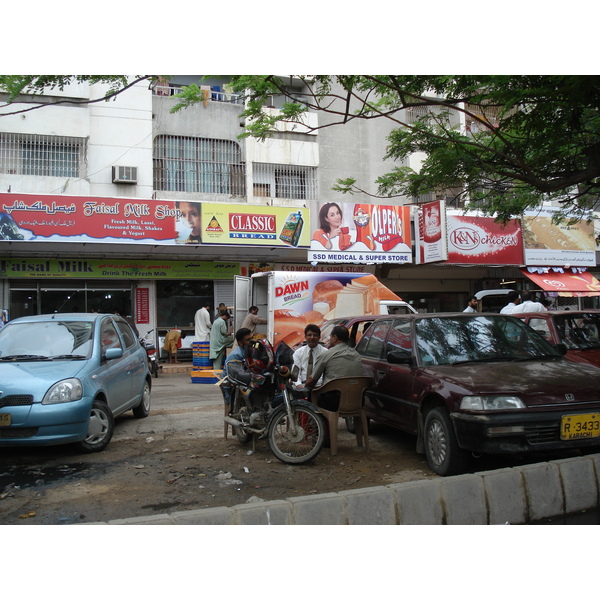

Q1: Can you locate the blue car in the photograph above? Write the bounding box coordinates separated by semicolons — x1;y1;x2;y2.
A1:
0;313;151;452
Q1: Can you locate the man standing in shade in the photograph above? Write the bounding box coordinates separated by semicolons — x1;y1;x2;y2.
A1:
194;302;212;342
210;310;233;369
500;291;521;314
232;306;268;349
463;295;478;313
510;291;548;315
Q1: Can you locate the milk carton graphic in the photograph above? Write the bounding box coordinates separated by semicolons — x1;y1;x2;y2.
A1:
279;211;304;247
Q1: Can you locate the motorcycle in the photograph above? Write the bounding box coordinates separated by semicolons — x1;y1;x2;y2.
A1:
223;339;326;465
140;329;159;378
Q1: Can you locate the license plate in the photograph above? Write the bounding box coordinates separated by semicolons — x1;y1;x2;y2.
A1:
561;413;600;440
0;413;11;427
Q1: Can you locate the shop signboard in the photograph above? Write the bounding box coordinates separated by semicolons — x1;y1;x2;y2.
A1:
415;200;448;264
0;193;309;248
307;202;412;265
200;203;310;247
446;210;523;265
0;258;240;279
523;207;596;266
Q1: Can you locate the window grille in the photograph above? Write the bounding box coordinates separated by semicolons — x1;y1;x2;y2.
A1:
0;133;84;178
405;104;460;129
252;163;317;201
153;135;245;195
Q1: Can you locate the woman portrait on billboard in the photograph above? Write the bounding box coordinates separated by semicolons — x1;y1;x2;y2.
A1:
312;202;350;250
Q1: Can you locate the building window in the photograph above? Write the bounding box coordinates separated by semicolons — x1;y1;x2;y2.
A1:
0;133;85;178
153;135;245;195
253;163;317;201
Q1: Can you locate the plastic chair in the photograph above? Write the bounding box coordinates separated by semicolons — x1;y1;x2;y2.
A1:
311;376;374;456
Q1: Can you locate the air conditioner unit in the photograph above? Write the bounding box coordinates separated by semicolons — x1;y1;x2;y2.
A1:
112;165;138;184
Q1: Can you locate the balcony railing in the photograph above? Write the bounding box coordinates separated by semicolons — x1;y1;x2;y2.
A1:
152;83;244;104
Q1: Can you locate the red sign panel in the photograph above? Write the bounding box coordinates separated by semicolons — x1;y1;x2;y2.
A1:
0;193;177;242
446;212;523;265
135;288;150;324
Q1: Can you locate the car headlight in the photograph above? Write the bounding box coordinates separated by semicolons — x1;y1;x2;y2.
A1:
460;395;526;411
42;378;83;404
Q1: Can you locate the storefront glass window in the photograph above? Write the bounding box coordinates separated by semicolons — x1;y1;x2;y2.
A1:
10;289;39;319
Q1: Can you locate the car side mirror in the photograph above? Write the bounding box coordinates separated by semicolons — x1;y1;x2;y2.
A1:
553;343;568;356
105;347;124;360
387;349;413;365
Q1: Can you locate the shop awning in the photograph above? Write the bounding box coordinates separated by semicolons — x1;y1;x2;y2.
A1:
520;268;600;297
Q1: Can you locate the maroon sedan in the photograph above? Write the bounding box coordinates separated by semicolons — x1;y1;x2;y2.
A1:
519;310;600;368
356;313;600;476
319;315;379;348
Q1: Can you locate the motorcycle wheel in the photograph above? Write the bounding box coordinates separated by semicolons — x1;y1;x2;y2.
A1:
267;401;325;465
152;361;159;378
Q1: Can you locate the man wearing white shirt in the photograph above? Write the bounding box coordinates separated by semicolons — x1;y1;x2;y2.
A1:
510;291;547;315
500;290;521;314
463;295;478;313
194;303;212;341
292;324;328;388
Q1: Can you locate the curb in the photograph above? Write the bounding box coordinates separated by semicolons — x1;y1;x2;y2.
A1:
88;453;600;525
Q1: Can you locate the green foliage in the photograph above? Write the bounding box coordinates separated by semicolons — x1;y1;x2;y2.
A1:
183;75;600;221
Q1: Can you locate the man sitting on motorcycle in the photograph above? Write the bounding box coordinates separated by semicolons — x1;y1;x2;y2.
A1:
222;327;253;408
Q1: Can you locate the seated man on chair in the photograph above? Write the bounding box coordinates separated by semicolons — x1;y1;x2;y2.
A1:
305;325;364;411
292;323;328;390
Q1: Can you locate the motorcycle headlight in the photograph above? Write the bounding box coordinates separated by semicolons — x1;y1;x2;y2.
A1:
42;378;83;404
460;395;526;411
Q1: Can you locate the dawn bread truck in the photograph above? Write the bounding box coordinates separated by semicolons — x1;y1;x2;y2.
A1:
234;271;417;348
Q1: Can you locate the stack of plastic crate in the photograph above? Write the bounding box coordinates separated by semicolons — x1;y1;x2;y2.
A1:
190;341;221;383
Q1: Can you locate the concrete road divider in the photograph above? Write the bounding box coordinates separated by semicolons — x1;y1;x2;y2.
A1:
90;453;600;525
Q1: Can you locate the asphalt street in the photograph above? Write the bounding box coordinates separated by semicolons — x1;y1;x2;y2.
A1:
112;368;225;441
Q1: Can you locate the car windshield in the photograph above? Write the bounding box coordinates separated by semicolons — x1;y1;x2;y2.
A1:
0;320;94;359
553;313;600;350
415;315;561;366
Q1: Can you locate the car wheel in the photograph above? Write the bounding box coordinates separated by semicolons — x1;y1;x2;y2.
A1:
77;400;114;453
424;407;469;476
133;380;151;418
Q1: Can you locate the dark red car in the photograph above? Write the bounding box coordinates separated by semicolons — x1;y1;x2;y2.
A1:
356;313;600;476
519;310;600;368
319;315;380;348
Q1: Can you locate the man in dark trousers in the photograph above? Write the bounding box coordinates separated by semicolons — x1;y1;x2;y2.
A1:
305;325;364;411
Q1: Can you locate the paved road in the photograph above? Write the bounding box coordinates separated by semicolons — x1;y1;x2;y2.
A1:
112;370;225;439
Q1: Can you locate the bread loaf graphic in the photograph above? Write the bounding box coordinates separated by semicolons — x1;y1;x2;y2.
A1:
311;275;401;319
